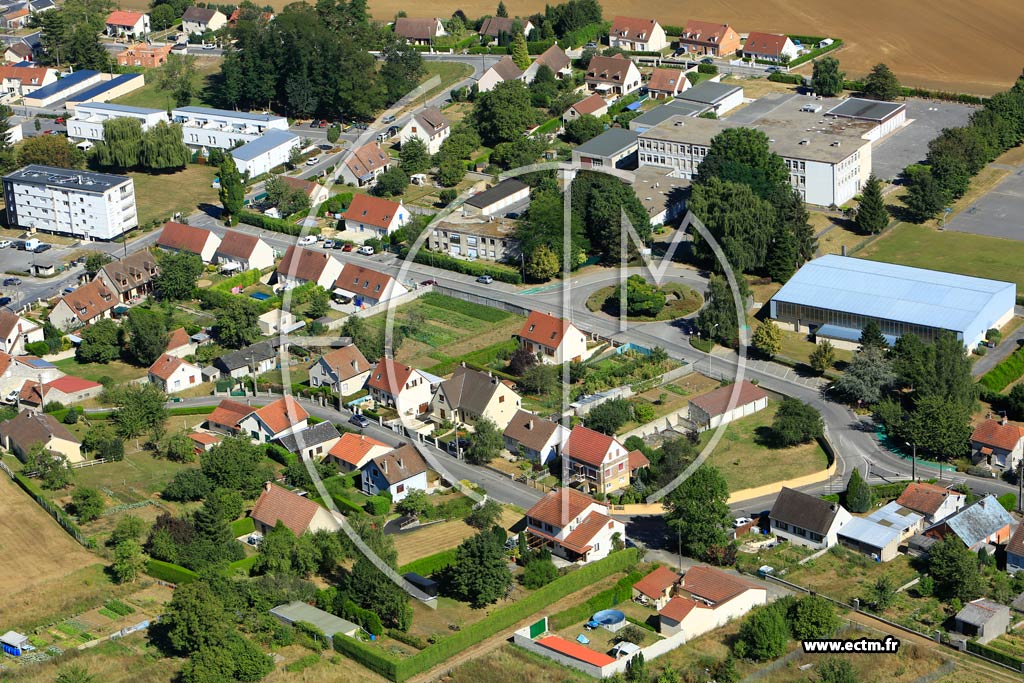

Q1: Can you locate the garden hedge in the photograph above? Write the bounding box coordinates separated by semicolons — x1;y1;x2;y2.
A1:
979;346;1024;393
238;210;321;237
146;559;199;584
266;443;299;467
211;268;264;293
405;248;522;284
333;635;401;680
167;405;218;416
787;38;843;68
398;548;457;576
230;517;256;537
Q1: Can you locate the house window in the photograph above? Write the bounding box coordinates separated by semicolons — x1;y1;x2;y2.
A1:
396;484;405;493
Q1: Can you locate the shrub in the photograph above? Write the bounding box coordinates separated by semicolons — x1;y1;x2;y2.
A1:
25;340;49;356
342;599;384;636
979;346;1024;393
237;210;320;236
697;63;718;74
403;247;522;284
364;496;390;516
145;559;198;584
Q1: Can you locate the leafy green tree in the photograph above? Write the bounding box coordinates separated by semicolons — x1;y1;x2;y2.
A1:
399;137;430;175
263;175;310;217
438;188;457;205
380;38;426;104
571;171;651;263
665;465;731;562
858;320;888;350
735;603;789;660
862;63;901;101
395;489;431;518
162;470;213;502
157;54;199;107
71;487;104;522
811;56;844;96
218;155;245;224
465;416;503;464
751;320;782;358
903;394;972;460
112;539;146;583
766;223;799;283
925;330;977;409
606;275;666;318
525;243;560;281
496;1;508;17
372;166;409;197
845;468;873;513
436;156;466;187
1007;382;1024;421
56;665;96;683
771;398;823;446
510;31;530;69
521;554;558;588
809;340;836;374
516;188;586;270
24;445;73;489
140;121;190;171
344;517;412;629
689;177;775;274
696;274;742;347
467;499;504;529
865;574;897;611
200;437;275;498
833;345;894;405
110;515;146;546
929;148;971;200
84;251;112;277
164;431;196;463
696;127;789;199
160;581;230;654
903;166;947;222
789;595;839;639
150;3;175;29
93;117;143;169
306;286;330;319
817;658;856;683
18;134;86;169
929;536;982;601
529;64;559;108
110;384;168;439
586;398;633;435
76;318;120;363
856;174;889;234
211;297;260;349
449;530;513;607
491;136;544;169
563;114;604;144
0;104;14;174
123;307;169;366
474;80;537;146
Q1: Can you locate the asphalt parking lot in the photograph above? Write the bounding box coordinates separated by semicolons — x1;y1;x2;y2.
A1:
870;98;977;180
944;168;1024;240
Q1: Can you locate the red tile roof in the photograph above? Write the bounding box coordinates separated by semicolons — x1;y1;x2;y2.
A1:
208;399;253;428
1007;523;1024;558
216;229;262;260
148;353;187;381
681;19;735;44
166;327;191;351
280;175;322;199
526;487;600;528
253;395;308;435
659;596;706;622
518;310;574;349
157;221;215;256
368;358;415;395
633;565;680;599
564;425;619;467
683;565;761;604
46;376;101;394
59;278;117;323
328;432;390;468
562;510;613;553
0;351;10;376
586;54;634;84
628;449;650;471
250;484;323;536
689;381;769;419
276;246;334;283
18;380;46;405
318;344;370;381
393;17;442;41
743;32;790;57
569;93;607;116
336;263;396;300
0;65;48;85
536;636;615;667
106;10;145;26
189;431;221;446
534;44;570;73
0;309;36;341
342;194;402;230
346;142;390;179
896;482;962;517
610;16;659;41
971;419;1024;452
648;67;685;93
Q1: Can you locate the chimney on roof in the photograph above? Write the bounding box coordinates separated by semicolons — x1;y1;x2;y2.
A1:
830;503;837;511
1003;415;1008;426
526;419;533;430
264;481;272;492
381;459;387;474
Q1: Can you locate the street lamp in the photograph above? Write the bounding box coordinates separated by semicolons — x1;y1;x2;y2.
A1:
905;440;916;482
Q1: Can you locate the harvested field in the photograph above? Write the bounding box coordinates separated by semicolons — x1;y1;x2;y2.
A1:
393;508;522;566
0;474;102;627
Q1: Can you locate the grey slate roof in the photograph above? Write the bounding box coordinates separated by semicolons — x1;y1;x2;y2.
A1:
465;178;528;209
0;410;78;458
935;495;1014;549
956;598;1008;627
679;80;742;105
231;129;299;161
438;365;505;416
371;444;428;485
770;487;843;536
214;341;277;372
276;421;340;454
573;127;638;158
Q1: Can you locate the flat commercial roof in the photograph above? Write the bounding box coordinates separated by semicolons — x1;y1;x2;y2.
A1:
75;101;163;116
630;99;709;129
574;127;638;158
175;106;287;124
4;164;130;193
678;80;742;105
827;97;906;122
231;129;299;161
773;255;1016;334
25;69;99;101
465;178;528;208
66;73;143;104
838;516;901;550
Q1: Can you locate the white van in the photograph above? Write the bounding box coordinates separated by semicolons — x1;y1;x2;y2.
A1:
357;245;375;255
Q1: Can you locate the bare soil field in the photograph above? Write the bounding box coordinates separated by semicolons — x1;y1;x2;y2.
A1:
0;474;104;626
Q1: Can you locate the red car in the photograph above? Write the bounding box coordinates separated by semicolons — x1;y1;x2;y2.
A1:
342;244;354;252
55;117;65;124
318;120;329;128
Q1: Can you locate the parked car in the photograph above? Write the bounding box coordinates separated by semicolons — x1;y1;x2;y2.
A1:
357;245;374;255
318;120;328;128
309;120;322;128
701;57;714;64
757;565;775;578
584;41;597;48
349;414;370;428
298;235;317;246
306;156;320;166
202;43;216;50
2;389;19;404
0;297;10;307
62;286;76;294
0;240;10;249
446;438;470;455
55;117;64;124
382;114;396;124
4;277;21;285
34;243;51;253
420;279;436;286
332;241;346;249
323;239;335;249
765;66;781;73
342;244;354;252
476;275;493;284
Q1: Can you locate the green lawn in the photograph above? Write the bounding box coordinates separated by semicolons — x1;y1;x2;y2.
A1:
700;401;830;492
858;223;1024;290
71;449;197;504
129;165;220;227
586;283;703;322
54;358;148;384
418;61;474;102
784;545;920;604
112;56;223;110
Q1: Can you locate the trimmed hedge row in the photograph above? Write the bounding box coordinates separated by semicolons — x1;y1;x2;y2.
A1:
212;268;264;293
549;569;644;630
167;405;218;416
342;598;384;636
238;210;321;236
146;559;199;584
787;38;843;68
267;443;299;467
405;248;523;284
230;516;256;537
398;548;457;576
979;346;1024;393
769;72;806;85
557;21;609;50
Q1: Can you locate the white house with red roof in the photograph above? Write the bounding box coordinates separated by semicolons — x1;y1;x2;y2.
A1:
18;376;102;409
237;395;309;443
563;425;631;495
250;482;340;535
741;32;799;63
361;444;430;502
308;343;371;397
647;68;690;99
632;565;681;609
971;417;1024;471
156;221;221;263
367;358;435;418
275;246;343;289
585;54;642;96
687;381;769;432
0;65;55;101
523;487;625;563
334;263;408;307
340;142;391;188
562;93;609;124
147;353;202;394
658;565;767;637
105;10;150;38
165;327;196;359
206;399;253;434
214;229;275;272
326;432;392;472
608;17;668;52
0;309;42;356
342;194;411;239
517;310;588;365
398;107;450;155
895;482;965;525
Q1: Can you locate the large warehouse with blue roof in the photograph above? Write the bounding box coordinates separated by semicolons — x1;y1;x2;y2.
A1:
769;255;1015;350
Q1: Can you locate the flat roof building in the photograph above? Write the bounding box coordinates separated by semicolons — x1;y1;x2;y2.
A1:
571;128;638;170
67;102;169;142
172;106;289;151
629;99;710;133
3;165;137;240
770;255;1016;350
677;80;744;115
231;129;300;178
826;97;907;143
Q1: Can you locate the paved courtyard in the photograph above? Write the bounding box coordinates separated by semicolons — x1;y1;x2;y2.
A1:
944;169;1024;240
870;98;977;180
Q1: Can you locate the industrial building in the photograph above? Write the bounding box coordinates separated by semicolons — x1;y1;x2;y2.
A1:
2;165;137;240
770;255;1016;350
